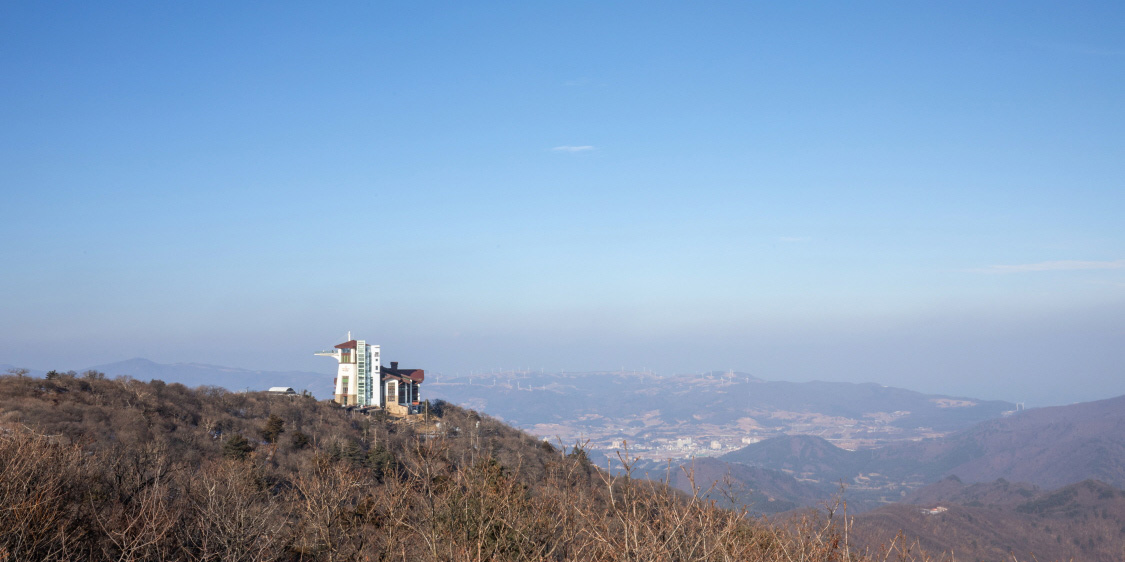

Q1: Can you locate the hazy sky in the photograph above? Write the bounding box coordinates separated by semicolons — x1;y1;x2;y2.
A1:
2;2;1123;406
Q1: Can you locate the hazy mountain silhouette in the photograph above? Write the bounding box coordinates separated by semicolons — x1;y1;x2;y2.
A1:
0;364;46;377
426;371;1015;432
723;394;1125;493
875;394;1125;489
87;358;333;397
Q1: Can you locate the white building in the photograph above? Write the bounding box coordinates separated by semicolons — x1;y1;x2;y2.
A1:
316;334;380;406
316;334;424;412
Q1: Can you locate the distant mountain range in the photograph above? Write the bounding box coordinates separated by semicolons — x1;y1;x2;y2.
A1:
92;358;336;397
2;359;334;398
425;371;1015;433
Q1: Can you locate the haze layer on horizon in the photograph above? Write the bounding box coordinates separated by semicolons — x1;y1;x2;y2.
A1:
2;2;1123;407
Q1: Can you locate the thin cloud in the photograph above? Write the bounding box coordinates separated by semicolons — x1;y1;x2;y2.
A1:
551;145;595;152
1037;41;1125;57
982;259;1125;273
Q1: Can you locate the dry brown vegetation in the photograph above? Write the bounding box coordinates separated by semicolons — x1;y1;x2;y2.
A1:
0;371;944;561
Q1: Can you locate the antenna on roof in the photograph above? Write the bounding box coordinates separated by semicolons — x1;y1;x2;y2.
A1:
347;330;352;341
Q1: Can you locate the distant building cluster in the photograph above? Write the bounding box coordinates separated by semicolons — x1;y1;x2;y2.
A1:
315;333;425;415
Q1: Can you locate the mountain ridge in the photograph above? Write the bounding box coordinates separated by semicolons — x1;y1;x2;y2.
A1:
87;358;335;397
720;394;1125;501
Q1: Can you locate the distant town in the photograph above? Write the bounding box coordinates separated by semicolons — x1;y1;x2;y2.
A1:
424;369;1018;463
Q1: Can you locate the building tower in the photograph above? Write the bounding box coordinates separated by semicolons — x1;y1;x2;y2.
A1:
315;333;380;406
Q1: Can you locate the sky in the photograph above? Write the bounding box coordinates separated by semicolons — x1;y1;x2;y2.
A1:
1;2;1123;406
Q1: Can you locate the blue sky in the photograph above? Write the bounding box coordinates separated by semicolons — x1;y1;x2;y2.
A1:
2;2;1123;405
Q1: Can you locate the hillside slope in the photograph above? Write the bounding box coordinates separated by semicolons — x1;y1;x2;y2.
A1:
904;475;1041;507
0;371;929;562
852;479;1125;562
876;394;1125;489
663;457;827;514
722;434;871;482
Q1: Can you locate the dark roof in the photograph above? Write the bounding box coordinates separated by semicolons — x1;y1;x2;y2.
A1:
334;340;358;349
381;365;424;383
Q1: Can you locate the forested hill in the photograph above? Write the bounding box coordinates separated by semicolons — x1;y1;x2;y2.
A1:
851;478;1125;562
0;371;935;562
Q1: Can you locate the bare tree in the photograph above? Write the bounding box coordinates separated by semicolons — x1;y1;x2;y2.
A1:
181;460;287;562
0;427;89;561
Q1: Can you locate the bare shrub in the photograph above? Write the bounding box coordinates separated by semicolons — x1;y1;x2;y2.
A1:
180;459;287;562
0;427;92;561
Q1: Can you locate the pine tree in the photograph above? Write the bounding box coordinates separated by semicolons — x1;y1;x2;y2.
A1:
367;443;397;482
260;414;285;444
222;433;254;460
290;430;311;450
